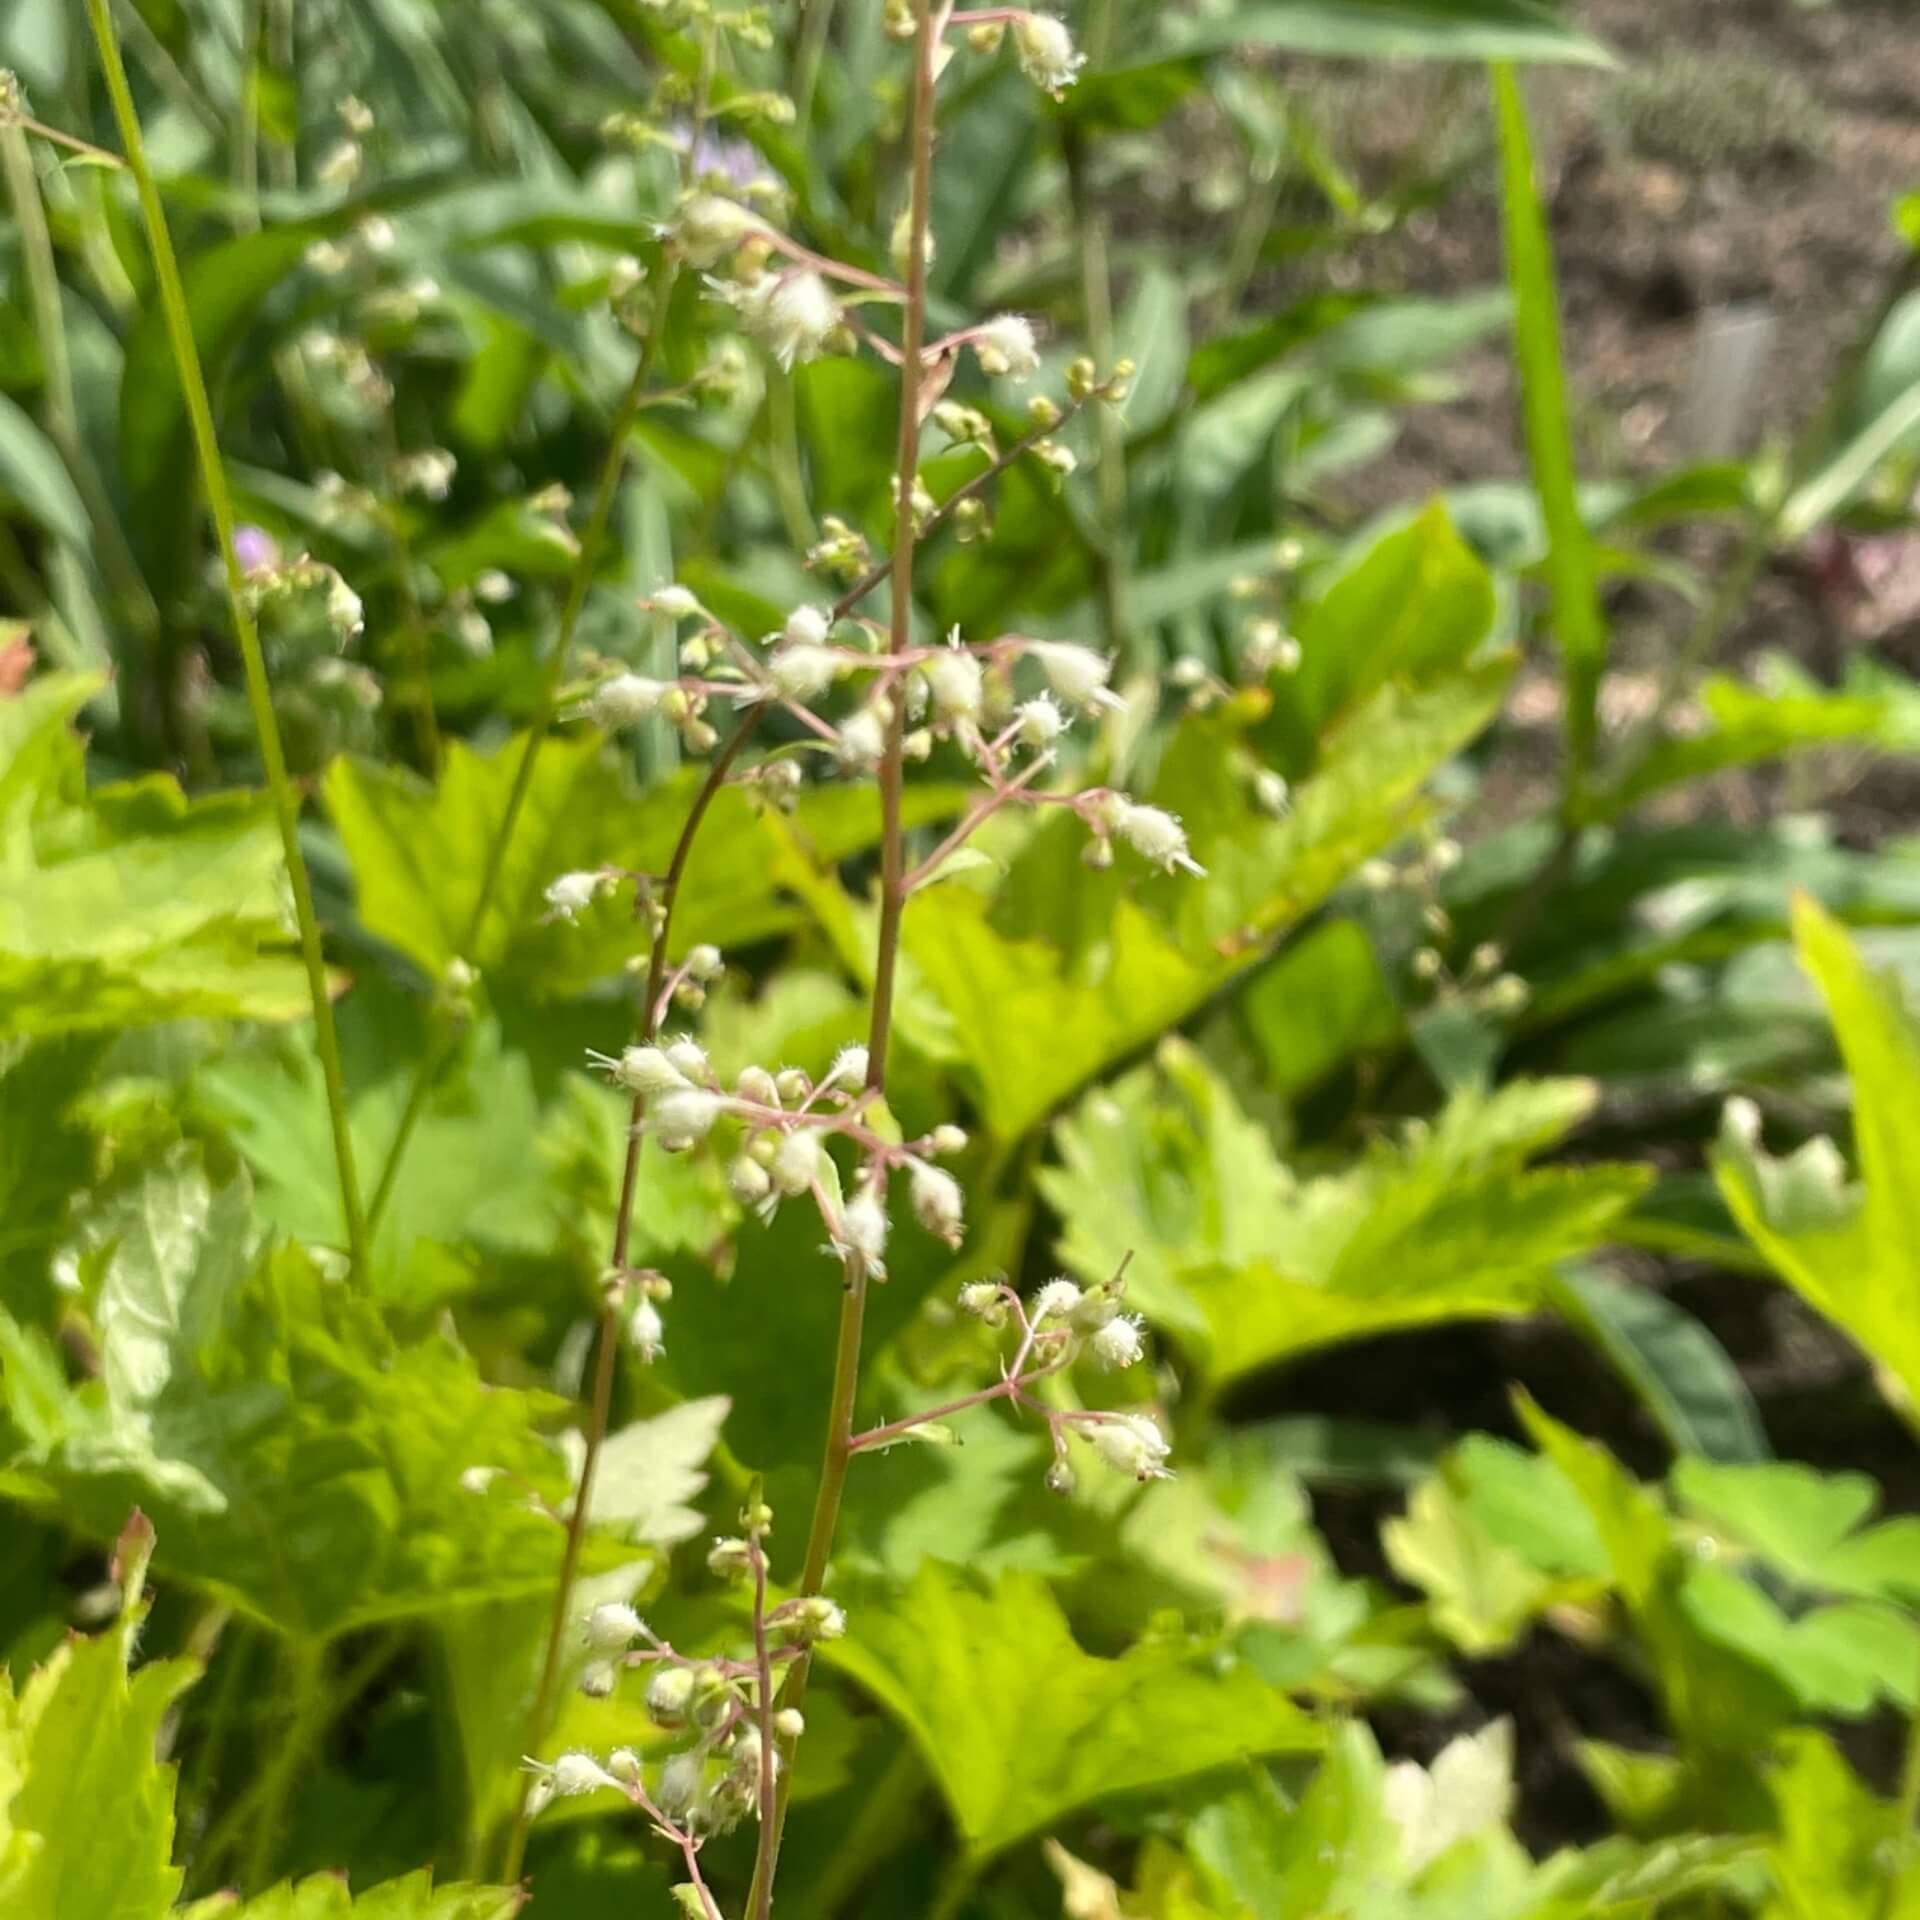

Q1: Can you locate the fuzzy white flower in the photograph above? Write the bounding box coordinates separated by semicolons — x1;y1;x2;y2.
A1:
664;1036;711;1082
1013;14;1085;94
828;1043;870;1088
649;584;702;619
1014;694;1068;751
784;604;832;648
1029;639;1121;711
841;1190;890;1268
729;1156;774;1205
325;573;365;640
629;1298;665;1362
771;1129;823;1196
1114;800;1205;876
584;1601;645;1650
735;268;840;369
972;312;1041;379
1032;1277;1084;1322
769;642;840;704
1087;1412;1172;1481
393;448;457;500
909;1163;965;1243
544;870;605;923
656;1751;706;1817
837;706;889;768
1090;1313;1146;1370
590;672;669;729
645;1665;695;1726
550;1750;620;1798
607;1045;692;1096
673;192;764;266
686;943;725;982
924;645;984;723
651;1087;723;1150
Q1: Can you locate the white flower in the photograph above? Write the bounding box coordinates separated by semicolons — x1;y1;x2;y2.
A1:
1090;1313;1145;1370
607;1045;692;1096
924;645;984;723
458;1465;500;1494
909;1163;965;1243
1014;694;1068;751
686;943;725;982
790;1595;846;1642
828;1044;869;1088
1032;1277;1084;1323
550;1750;620;1798
769;643;840;704
655;1751;706;1818
959;1281;1005;1319
837;706;889;768
1114;800;1205;876
729;1156;773;1204
928;1123;968;1156
841;1190;889;1268
1253;769;1290;816
629;1298;665;1362
650;584;702;619
1087;1412;1172;1481
784;604;832;648
740;269;840;370
1013;14;1085;95
358;214;396;254
590;672;669;729
317;138;363;187
673;192;764;266
544;870;605;923
584;1601;645;1650
651;1087;723;1150
325;573;365;640
664;1036;711;1082
645;1665;695;1726
1029;640;1121;711
771;1129;823;1196
972;312;1041;379
393;448;457;500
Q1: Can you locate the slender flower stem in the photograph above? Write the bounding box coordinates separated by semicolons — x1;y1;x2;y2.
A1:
85;0;370;1286
749;1531;778;1856
749;12;941;1919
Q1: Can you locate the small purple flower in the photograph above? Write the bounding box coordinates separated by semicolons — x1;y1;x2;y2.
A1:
233;525;280;576
673;122;768;193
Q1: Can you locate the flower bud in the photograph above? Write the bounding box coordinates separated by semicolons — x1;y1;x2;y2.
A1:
828;1044;869;1088
929;1123;969;1156
924;646;984;723
551;1750;618;1797
649;584;702;620
768;643;839;704
579;1660;616;1699
775;1067;812;1105
544;870;607;924
784;604;831;648
784;1596;846;1644
673;191;763;267
708;1536;754;1580
837;706;889;768
686;944;726;982
959;1281;1006;1323
1028;640;1121;712
774;1708;805;1741
1090;1313;1145;1370
909;1163;965;1244
841;1191;890;1269
1032;1278;1083;1322
590;672;668;730
584;1601;645;1650
729;1156;774;1205
1113;800;1204;877
737;1065;781;1107
609;1747;643;1784
1254;770;1290;816
646;1664;696;1727
1087;1412;1173;1482
656;1751;706;1818
629;1298;665;1362
771;1129;823;1196
651;1087;724;1150
664;1036;711;1082
1045;1457;1077;1498
971;313;1040;380
611;1045;691;1095
1013;13;1086;95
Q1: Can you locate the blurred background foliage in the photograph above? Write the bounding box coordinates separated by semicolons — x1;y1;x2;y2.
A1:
7;1;1920;1917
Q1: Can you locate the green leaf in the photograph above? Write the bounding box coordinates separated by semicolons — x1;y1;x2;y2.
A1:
827;1562;1318;1860
0;674;311;1035
1385;1476;1593;1653
326;729;965;998
1762;1732;1920;1919
578;1396;729;1548
1167;1;1614;67
1044;1047;1646;1385
1610;653;1920;815
0;393;90;551
1714;896;1920;1420
3;1519;197;1920
0;1232;584;1637
217;1873;524;1920
1492;65;1608;790
1547;1267;1768;1464
1240;920;1402;1098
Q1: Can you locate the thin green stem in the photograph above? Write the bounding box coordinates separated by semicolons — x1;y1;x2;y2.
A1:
792;0;841;131
749;9;938;1916
86;0;370;1286
241;1639;327;1891
1882;1668;1920;1920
